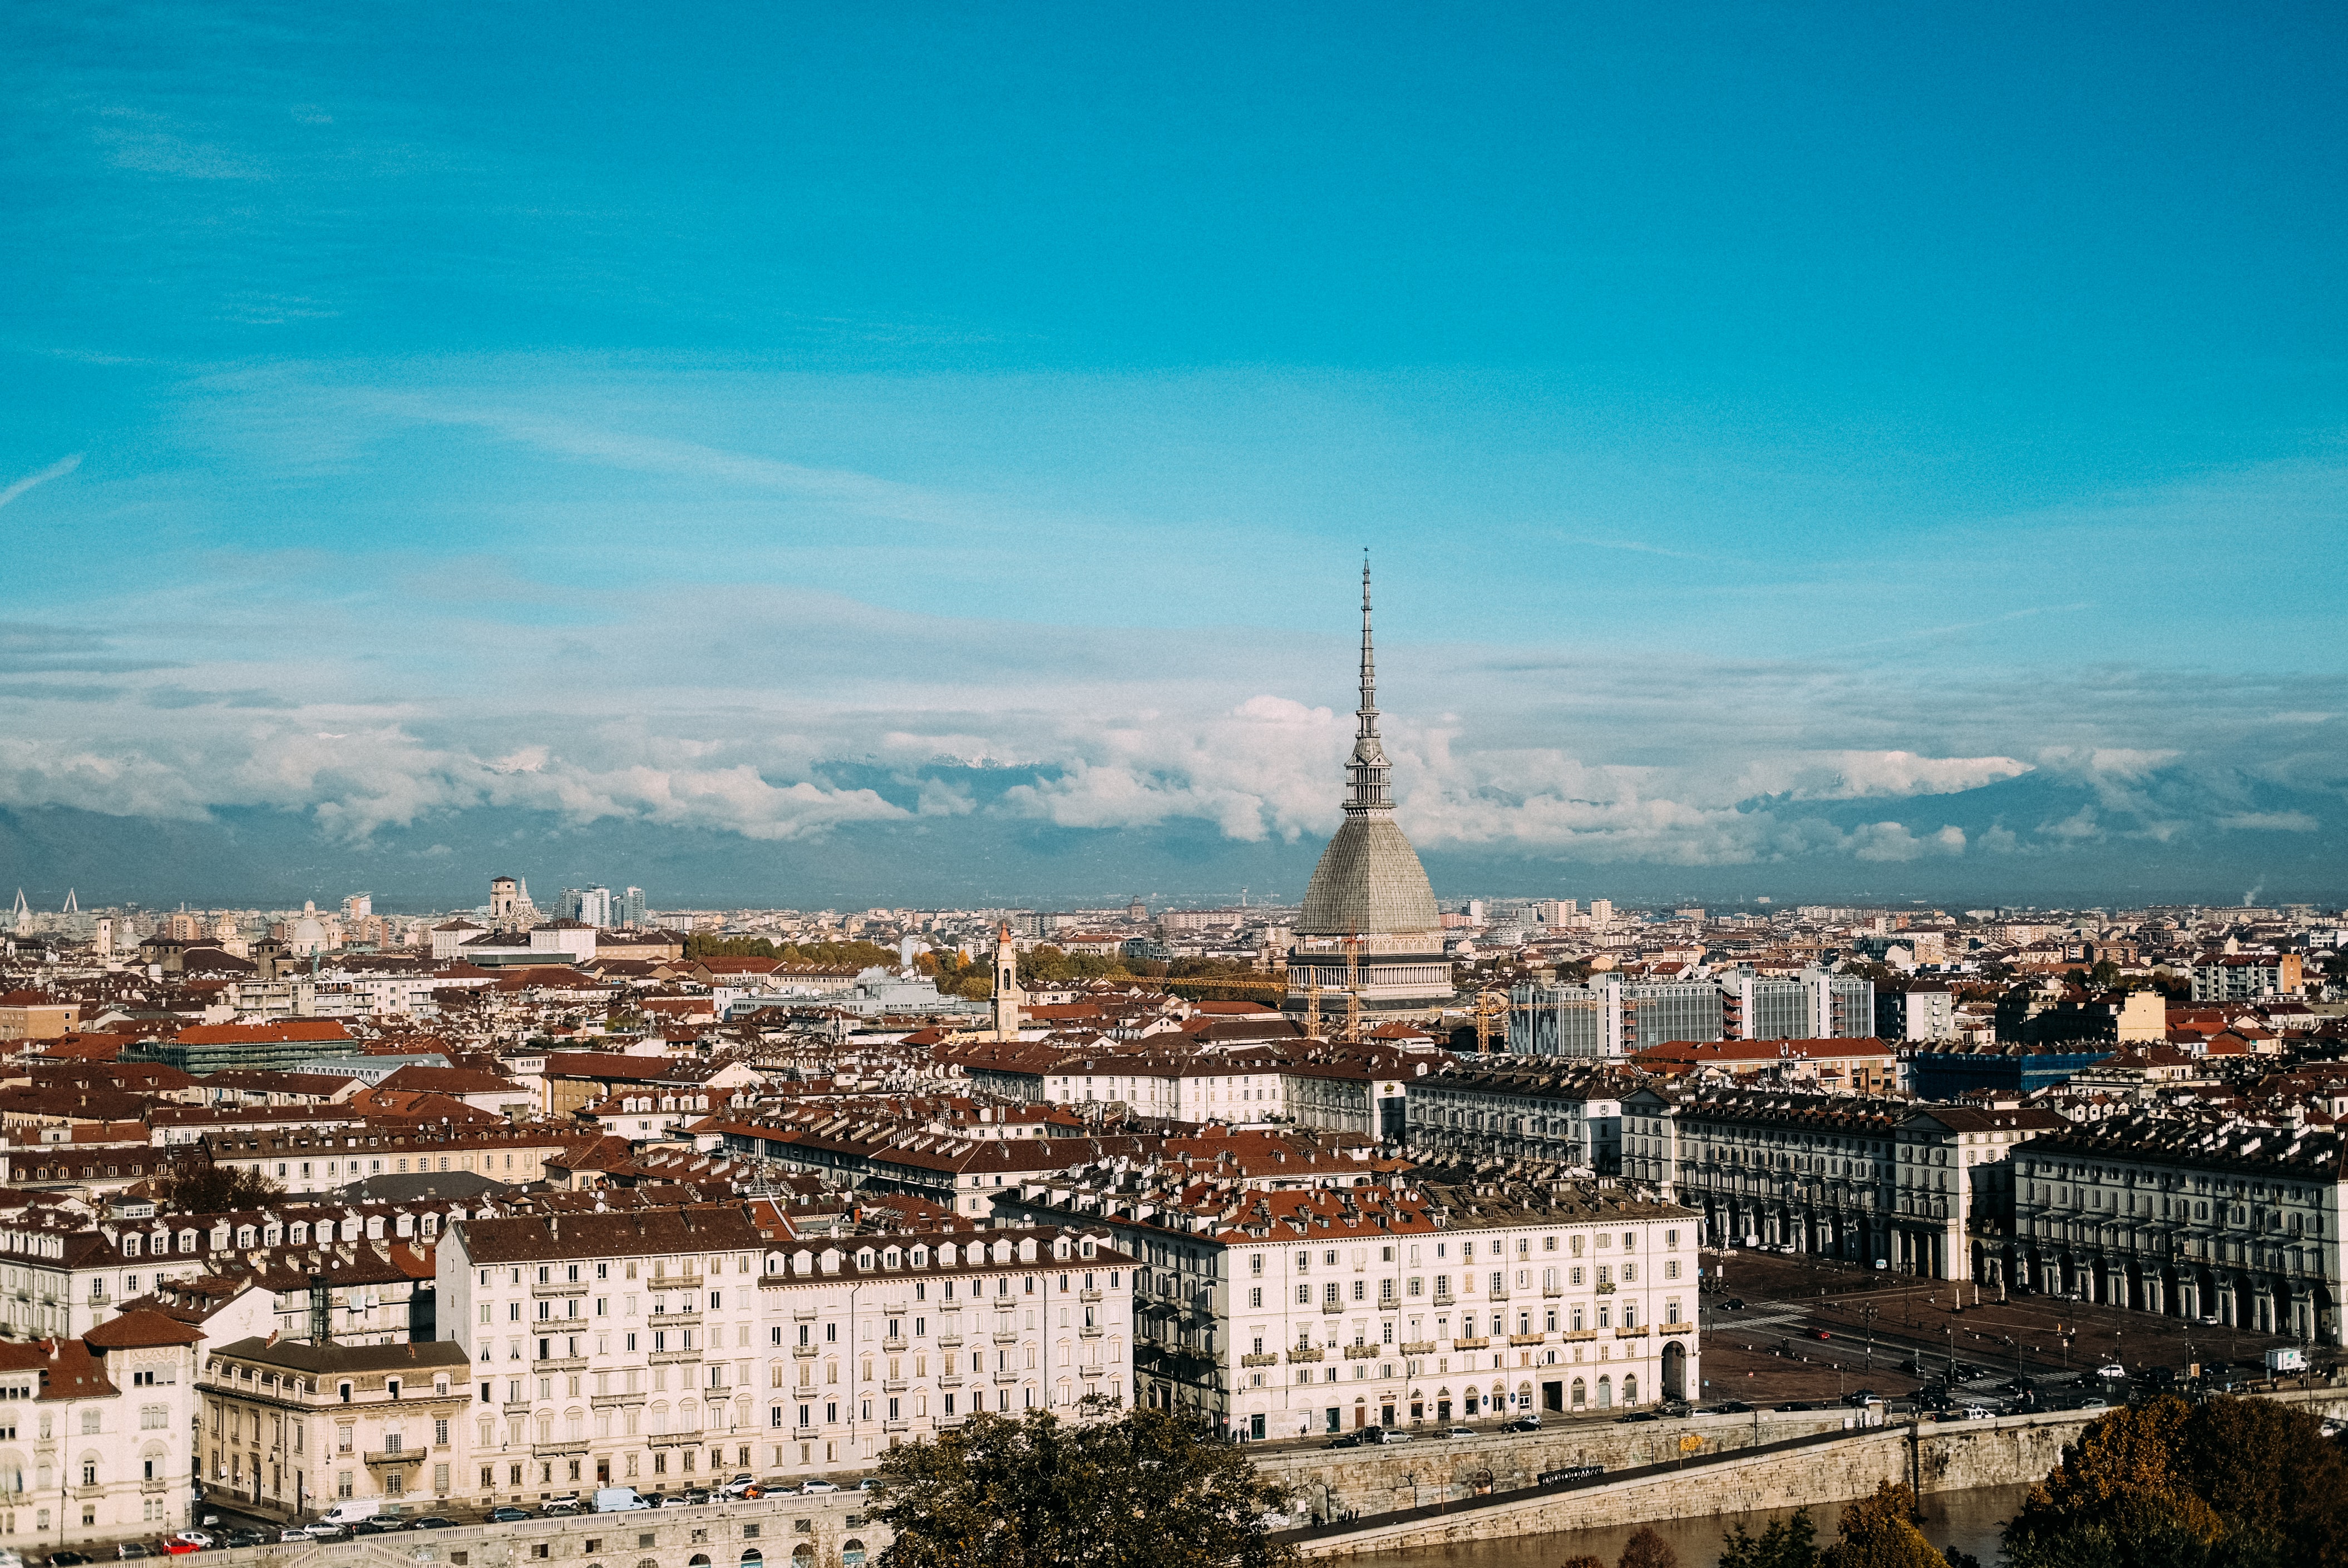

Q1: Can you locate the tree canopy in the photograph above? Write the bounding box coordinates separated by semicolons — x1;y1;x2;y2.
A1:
871;1408;1295;1568
681;931;900;969
150;1147;283;1214
2002;1396;2347;1568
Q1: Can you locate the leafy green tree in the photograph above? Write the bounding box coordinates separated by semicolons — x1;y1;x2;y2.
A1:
1621;1526;1680;1568
1561;1556;1608;1568
1820;1484;1943;1568
2177;1397;2348;1566
872;1407;1295;1568
1719;1507;1819;1568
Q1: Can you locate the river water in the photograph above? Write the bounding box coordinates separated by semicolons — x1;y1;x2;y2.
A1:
1348;1482;2031;1567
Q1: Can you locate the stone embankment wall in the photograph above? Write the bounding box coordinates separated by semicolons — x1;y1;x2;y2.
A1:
1293;1388;2348;1557
1255;1408;1868;1515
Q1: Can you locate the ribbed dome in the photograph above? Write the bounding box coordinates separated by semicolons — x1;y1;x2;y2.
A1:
1297;816;1440;936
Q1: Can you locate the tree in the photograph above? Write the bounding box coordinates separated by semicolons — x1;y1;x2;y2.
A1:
1719;1508;1819;1568
871;1407;1295;1568
1621;1526;1681;1568
2178;1397;2348;1566
2002;1398;2234;1568
150;1147;283;1214
1561;1556;1608;1568
1820;1484;1943;1568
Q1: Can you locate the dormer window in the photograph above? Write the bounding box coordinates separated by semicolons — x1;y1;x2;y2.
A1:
123;1235;141;1258
856;1250;876;1271
882;1249;901;1270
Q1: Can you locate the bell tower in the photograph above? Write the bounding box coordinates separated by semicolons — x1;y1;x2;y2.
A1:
992;923;1026;1040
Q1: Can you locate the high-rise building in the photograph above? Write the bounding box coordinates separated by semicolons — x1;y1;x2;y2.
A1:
1286;562;1452;1015
619;886;648;928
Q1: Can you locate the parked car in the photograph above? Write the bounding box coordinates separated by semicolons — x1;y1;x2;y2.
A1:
160;1545;199;1559
1442;1426;1477;1440
223;1531;267;1550
1961;1406;1994;1421
407;1518;457;1531
167;1536;211;1553
1616;1411;1661;1424
114;1549;151;1562
1501;1415;1542;1433
347;1522;396;1537
658;1494;694;1508
682;1488;712;1505
298;1525;344;1541
2094;1363;2125;1379
1811;1329;1833;1341
48;1554;95;1566
540;1495;583;1515
1774;1401;1817;1413
719;1475;758;1499
1723;1298;1747;1311
488;1508;533;1524
1321;1433;1362;1449
1709;1401;1753;1416
1840;1389;1878;1407
800;1480;840;1495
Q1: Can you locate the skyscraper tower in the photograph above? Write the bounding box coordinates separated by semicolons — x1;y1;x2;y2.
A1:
1286;559;1451;1019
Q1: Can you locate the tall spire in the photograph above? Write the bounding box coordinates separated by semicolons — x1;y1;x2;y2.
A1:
1344;553;1393;816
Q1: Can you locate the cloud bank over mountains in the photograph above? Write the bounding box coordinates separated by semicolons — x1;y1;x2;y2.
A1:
2;577;2341;908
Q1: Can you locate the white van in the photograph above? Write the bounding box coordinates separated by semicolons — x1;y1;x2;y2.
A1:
594;1487;653;1513
319;1500;384;1527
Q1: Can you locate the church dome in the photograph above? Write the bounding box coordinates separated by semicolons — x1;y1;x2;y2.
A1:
1298;815;1439;935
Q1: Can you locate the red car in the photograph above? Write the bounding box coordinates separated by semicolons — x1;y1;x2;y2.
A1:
1811;1329;1833;1341
163;1541;203;1556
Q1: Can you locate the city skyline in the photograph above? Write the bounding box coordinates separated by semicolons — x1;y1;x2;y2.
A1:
6;6;2345;906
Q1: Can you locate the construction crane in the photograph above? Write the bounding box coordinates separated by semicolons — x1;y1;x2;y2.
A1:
1471;987;1512;1054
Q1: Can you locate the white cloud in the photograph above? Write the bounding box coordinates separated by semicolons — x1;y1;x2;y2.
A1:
2214;812;2319;833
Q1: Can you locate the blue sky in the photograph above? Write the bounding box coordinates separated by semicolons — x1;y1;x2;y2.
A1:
3;3;2345;908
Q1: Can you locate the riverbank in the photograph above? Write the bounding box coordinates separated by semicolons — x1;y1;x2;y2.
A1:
1345;1482;2033;1568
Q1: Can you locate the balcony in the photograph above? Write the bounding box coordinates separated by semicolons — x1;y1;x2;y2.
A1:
1541;1285;1562;1298
792;1305;817;1320
647;1349;702;1366
1319;1302;1342;1315
938;1372;964;1388
534;1357;587;1373
532;1440;590;1458
590;1392;646;1408
1508;1333;1547;1347
1430;1292;1454;1306
791;1346;817;1359
881;1338;906;1353
990;1371;1019;1386
533;1280;589;1298
1078;1325;1102;1339
363;1446;434;1466
1239;1353;1277;1368
649;1309;702;1328
1561;1329;1597;1342
1594;1282;1617;1295
1285;1348;1324;1364
936;1333;962;1348
1341;1345;1375;1361
1078;1289;1102;1303
992;1331;1019;1345
882;1379;907;1393
1450;1336;1489;1350
1398;1340;1436;1356
503;1400;533;1417
1615;1325;1649;1338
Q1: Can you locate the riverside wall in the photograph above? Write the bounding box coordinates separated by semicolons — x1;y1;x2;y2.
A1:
1287;1387;2348;1557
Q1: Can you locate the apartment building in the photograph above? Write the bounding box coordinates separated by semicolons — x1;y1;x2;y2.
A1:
437;1206;1133;1500
997;1170;1700;1441
2012;1114;2342;1343
2190;954;2304;1002
1404;1062;1637;1172
199;1338;472;1518
1668;1089;2060;1280
0;1310;205;1551
203;1124;577;1195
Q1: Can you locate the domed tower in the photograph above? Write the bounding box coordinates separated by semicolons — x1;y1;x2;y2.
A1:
1286;561;1452;1020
